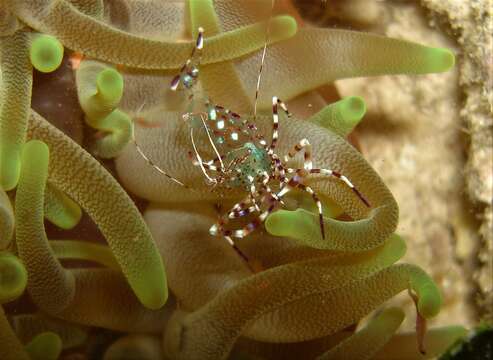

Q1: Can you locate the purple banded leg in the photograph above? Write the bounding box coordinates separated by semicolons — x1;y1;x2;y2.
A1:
231;192;281;240
260;172;278;202
232;203;276;239
209;195;263;263
293;182;325;239
276;174;326;239
269;96;292;152
284;138;313;170
271;154;288;188
308;168;371;207
249;183;263;212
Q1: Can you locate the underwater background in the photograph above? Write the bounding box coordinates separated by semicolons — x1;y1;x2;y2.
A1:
0;0;491;359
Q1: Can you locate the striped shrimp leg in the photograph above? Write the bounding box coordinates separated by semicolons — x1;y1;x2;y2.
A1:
269;96;292;153
284;138;313;170
308;168;371;207
271;153;288;188
170;27;204;91
209;195;260;263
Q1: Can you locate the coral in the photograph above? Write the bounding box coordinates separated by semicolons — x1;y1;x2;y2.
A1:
0;0;467;359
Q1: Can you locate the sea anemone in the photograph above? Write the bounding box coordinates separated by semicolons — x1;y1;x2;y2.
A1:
0;1;473;359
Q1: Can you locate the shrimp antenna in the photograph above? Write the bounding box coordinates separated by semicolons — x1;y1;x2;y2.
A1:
132;123;189;188
253;0;275;122
131;103;191;188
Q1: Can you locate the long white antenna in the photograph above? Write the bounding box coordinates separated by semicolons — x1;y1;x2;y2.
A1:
252;0;276;122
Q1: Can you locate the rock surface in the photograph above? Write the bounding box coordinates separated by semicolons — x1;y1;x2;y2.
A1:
327;0;491;326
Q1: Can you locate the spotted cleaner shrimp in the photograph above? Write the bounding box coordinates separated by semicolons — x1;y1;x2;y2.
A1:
132;13;370;265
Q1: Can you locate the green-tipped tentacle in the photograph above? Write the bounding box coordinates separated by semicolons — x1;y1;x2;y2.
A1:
76;61;124;120
10;0;297;69
57;268;174;332
243;234;406;342
0;188;14;249
317;307;405;360
12;313;88;350
240;28;455;109
15;140;76;313
266;207;398;251
92;109;133;158
309;96;366;137
0;307;29;360
29;33;63;73
44;183;82;230
0;28;32;190
76;61;132;158
164;263;440;360
25;331;62;360
27;110;167;310
50;239;120;270
0;252;28;304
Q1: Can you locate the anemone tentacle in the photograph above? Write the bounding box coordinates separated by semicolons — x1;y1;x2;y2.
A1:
76;60;132;158
44;183;82;230
236;28;455;109
374;325;468;360
15;140;76;313
24;331;62;360
0;28;32;190
12;313;88;350
164;263;441;360
29;33;63;73
9;0;297;70
0;187;14;249
309;96;367;137
0;307;30;360
316;307;405;360
50;240;120;270
0;252;28;304
27;110;167;310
